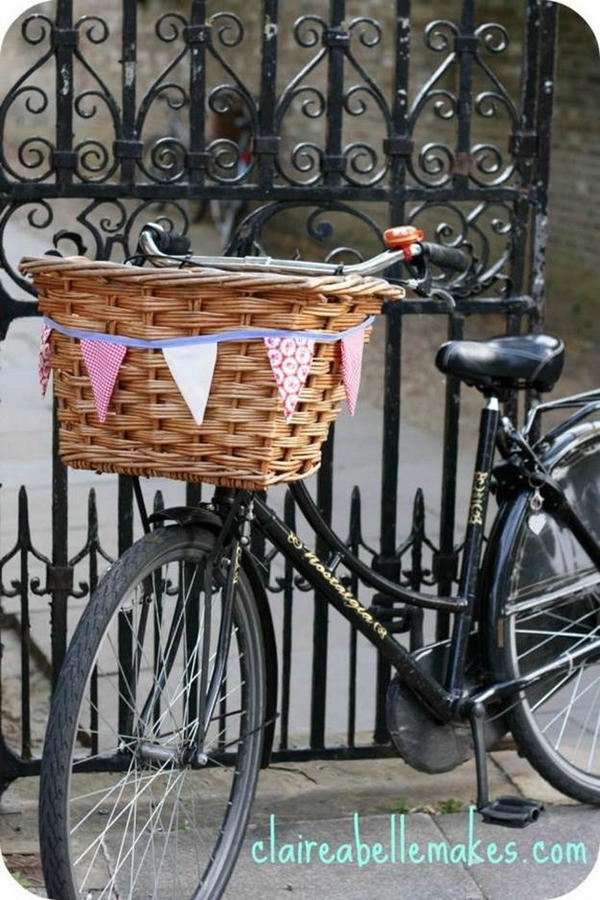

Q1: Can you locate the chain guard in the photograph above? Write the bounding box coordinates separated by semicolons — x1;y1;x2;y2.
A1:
386;638;507;774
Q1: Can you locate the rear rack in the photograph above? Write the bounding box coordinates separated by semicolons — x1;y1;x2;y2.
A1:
523;388;600;443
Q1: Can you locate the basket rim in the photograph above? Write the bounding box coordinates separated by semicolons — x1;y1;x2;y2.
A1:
19;254;405;299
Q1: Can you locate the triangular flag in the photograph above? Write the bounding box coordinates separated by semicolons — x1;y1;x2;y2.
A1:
39;324;52;397
162;343;218;425
340;330;365;415
80;339;127;423
264;336;315;422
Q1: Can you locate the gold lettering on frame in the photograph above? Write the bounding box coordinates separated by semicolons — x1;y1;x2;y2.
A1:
286;531;388;640
469;471;489;526
287;532;304;550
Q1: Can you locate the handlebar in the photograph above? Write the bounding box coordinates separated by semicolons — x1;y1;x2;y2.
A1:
137;224;409;277
136;222;470;283
419;242;470;273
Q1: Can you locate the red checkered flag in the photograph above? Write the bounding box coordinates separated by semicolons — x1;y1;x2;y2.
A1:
340;330;365;415
80;339;127;423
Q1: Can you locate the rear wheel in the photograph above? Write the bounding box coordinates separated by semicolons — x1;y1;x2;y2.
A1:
492;427;600;803
39;525;266;900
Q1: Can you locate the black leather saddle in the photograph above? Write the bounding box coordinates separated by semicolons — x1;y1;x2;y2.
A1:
435;333;564;392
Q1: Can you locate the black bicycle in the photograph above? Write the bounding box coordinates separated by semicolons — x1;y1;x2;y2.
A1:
39;223;600;900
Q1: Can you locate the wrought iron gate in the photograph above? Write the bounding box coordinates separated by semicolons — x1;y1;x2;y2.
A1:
0;0;557;786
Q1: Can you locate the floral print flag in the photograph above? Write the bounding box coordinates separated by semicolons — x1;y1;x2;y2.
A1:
264;336;315;422
39;324;52;397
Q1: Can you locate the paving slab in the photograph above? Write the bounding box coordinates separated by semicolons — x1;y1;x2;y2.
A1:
435;805;600;900
227;805;600;899
227;812;486;900
490;750;579;808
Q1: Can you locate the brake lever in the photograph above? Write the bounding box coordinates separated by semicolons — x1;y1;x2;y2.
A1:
404;254;432;296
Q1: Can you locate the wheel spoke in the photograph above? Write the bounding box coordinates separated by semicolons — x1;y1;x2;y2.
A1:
505;475;600;795
40;528;263;900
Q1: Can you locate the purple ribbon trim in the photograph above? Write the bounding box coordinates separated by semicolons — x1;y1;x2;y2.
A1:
42;315;375;349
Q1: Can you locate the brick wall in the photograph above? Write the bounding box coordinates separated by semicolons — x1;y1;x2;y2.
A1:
545;5;600;344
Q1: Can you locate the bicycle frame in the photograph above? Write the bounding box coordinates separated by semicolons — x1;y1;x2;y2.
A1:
205;390;600;731
135;222;600;780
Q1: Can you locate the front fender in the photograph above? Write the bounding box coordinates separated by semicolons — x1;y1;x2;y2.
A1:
148;505;224;530
241;547;279;768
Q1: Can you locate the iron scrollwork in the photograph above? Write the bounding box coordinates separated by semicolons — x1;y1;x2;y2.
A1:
0;1;557;770
0;4;539;301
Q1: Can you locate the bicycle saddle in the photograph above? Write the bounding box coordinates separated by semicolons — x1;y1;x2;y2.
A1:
435;333;564;392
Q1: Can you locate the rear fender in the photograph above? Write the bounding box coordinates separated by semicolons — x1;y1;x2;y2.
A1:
480;419;600;679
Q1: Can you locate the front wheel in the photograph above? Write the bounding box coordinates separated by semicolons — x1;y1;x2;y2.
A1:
487;424;600;804
39;525;266;900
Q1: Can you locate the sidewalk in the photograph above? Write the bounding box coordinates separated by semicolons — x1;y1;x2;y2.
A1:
228;808;600;899
0;751;598;898
228;753;599;898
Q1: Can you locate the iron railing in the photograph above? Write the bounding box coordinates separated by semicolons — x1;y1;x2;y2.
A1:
0;0;557;787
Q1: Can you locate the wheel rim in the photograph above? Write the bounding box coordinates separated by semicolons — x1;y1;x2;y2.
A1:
507;512;600;786
60;545;260;899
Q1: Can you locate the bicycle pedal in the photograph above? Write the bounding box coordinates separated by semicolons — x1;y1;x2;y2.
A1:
479;795;544;828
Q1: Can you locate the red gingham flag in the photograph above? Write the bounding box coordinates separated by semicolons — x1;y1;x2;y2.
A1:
264;336;315;421
80;339;127;423
340;330;365;415
39;324;52;397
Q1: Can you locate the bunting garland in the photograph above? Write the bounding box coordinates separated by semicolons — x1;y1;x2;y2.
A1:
40;315;372;424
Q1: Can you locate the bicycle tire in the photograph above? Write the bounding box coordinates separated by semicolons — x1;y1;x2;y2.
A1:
39;524;266;900
485;422;600;803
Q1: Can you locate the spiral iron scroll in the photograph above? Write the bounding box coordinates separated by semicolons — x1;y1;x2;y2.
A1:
0;3;543;311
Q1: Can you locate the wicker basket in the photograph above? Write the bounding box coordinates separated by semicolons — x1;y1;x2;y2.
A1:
20;255;403;489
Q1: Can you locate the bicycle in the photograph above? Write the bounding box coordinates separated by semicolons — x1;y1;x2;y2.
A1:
34;223;600;899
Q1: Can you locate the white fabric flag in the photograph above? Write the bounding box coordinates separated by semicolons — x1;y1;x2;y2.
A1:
162;343;218;425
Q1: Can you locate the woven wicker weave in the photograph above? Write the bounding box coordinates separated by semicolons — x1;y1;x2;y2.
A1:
20;255;404;489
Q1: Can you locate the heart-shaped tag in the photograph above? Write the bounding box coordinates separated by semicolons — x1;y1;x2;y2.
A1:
528;512;546;535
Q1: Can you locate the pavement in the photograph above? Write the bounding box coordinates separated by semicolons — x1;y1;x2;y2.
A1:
0;753;598;898
1;224;599;898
